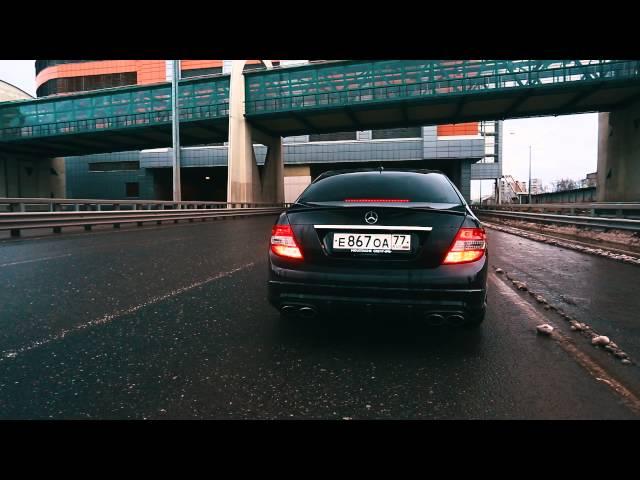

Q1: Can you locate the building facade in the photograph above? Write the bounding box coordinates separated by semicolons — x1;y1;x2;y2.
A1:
530;178;544;195
582;172;598;188
0;80;65;198
34;60;502;203
499;175;528;203
35;60;275;97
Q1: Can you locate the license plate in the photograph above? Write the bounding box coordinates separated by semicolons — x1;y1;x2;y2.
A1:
333;233;411;253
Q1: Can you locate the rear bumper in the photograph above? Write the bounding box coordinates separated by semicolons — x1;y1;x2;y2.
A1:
268;256;487;317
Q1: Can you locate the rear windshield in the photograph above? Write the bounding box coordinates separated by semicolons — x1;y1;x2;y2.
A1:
298;171;462;204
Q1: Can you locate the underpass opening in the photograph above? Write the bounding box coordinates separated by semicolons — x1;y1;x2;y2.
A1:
151;166;227;201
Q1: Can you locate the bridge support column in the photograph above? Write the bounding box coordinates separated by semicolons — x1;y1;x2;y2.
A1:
257;133;284;204
597;100;640;202
227;60;282;204
0;155;65;198
227;61;261;204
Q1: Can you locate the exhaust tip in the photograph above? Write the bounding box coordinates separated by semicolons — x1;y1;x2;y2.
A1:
426;313;446;326
447;314;466;325
281;305;297;316
299;306;318;319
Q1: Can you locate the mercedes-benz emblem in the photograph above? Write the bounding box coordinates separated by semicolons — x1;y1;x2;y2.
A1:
364;211;378;225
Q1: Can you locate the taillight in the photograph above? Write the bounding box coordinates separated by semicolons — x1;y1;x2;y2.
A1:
270;224;303;259
443;227;486;265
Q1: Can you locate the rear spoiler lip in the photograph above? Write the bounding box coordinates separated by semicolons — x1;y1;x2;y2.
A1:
289;202;466;215
313;225;433;231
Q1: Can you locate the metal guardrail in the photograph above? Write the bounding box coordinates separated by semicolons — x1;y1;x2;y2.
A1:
475;202;640;219
476;207;640;232
530;187;597;204
0;199;288;237
0;197;286;213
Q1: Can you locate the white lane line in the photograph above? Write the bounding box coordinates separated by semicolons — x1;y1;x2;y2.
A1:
0;253;73;268
489;273;640;416
0;261;256;361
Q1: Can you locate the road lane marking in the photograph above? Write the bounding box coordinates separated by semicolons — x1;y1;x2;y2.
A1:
0;253;72;268
489;273;640;416
0;261;256;362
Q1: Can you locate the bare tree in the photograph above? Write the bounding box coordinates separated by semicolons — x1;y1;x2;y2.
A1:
552;178;579;192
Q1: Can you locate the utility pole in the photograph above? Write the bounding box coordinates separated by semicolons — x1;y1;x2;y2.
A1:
171;60;181;203
528;145;532;204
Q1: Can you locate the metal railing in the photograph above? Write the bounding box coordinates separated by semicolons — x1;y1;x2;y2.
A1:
0;197;285;213
0;199;288;237
0;103;229;141
476;202;640;218
530;187;597;204
245;60;640;115
475;203;640;232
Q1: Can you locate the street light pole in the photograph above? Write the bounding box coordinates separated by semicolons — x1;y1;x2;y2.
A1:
171;60;181;203
528;145;532;204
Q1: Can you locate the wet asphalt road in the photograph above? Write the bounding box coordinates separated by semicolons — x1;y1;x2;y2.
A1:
0;216;639;419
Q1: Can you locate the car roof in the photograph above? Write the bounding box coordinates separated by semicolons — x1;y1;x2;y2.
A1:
313;168;446;183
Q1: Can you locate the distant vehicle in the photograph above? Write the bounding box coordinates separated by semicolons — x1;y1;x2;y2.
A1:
267;169;488;327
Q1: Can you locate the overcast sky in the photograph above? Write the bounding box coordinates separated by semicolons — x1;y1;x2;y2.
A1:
0;59;599;199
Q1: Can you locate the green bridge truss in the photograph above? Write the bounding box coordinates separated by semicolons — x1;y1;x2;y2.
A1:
1;60;639;154
244;60;640;114
0;75;230;142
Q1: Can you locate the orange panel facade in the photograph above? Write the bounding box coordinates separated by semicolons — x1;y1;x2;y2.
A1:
181;60;223;71
135;60;168;85
37;60;278;93
437;123;479;136
36;60;168;90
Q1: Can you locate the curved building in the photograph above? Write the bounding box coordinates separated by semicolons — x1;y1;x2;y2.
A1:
35;60;279;97
0;79;33;101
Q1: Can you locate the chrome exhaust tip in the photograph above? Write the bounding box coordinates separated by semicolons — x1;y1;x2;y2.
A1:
426;313;446;326
281;305;297;316
447;314;466;325
299;306;318;319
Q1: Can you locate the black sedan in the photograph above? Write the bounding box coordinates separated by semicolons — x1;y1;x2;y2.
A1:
267;169;488;327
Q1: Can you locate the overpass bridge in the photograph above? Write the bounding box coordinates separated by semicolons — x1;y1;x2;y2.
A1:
1;60;639;200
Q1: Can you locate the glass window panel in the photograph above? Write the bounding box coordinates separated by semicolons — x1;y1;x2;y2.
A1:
37;113;55;124
55;110;73;122
55;100;73;113
37;103;55;114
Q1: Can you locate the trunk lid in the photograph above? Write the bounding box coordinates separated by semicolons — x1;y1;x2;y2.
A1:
287;202;466;268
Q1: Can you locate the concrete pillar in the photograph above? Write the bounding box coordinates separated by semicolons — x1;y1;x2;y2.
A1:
227;60;261;203
0;155;64;198
0;157;10;197
259;137;284;203
597;100;640;202
226;60;283;204
459;159;472;203
50;157;65;197
283;165;311;203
